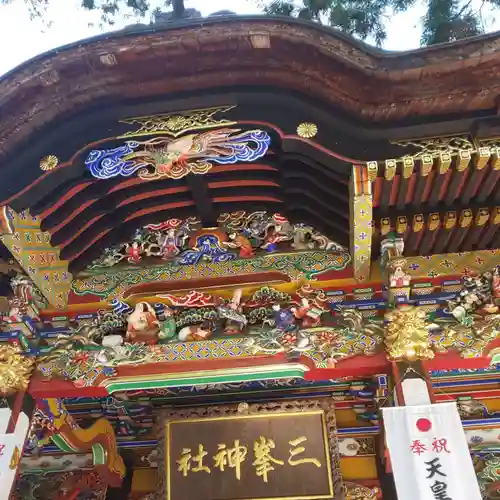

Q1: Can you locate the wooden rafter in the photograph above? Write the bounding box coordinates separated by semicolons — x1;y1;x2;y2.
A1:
371;139;500;214
373;206;500;256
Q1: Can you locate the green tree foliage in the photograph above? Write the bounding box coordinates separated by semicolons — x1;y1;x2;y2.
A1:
1;0;500;46
262;0;499;46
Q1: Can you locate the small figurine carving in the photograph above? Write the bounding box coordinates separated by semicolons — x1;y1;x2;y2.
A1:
291;297;325;329
272;304;309;352
310;233;345;251
218;289;247;334
291;225;314;250
88;211;348;271
180;231;234;265
155;220;190;259
292;225;345;252
261;226;289;252
2;298;25;323
380;232;405;272
388;258;411;288
448;269;496;323
11;274;47;310
177;323;213;341
223;232;254;258
158;305;177;342
157;229;181;259
456;398;487;419
493;266;500;303
260;214;293;252
126;302;160;344
125;241;142;264
272;304;296;332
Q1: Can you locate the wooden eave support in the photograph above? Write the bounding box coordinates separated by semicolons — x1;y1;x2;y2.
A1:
418;213;440;255
369;138;500;255
396;157;413;209
433;211;457;254
428;151;451;205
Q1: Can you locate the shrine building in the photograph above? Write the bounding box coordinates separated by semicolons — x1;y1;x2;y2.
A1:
0;11;499;500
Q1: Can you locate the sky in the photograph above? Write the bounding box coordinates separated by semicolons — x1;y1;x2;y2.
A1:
0;0;499;76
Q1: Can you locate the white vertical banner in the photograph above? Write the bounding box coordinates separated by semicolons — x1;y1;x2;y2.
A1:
0;411;30;500
383;402;481;500
0;409;12;434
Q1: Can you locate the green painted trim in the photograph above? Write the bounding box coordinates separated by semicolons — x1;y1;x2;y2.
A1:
49;435;105;470
92;444;105;465
51;434;76;453
490;355;500;366
105;367;307;393
432;369;500;379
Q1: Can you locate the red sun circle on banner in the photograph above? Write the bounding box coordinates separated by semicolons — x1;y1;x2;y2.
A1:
416;418;432;432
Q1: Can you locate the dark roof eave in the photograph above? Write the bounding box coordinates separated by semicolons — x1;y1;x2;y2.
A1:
3;14;500;83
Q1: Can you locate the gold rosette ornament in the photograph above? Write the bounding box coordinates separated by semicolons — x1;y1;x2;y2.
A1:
297;122;318;139
40;155;59;171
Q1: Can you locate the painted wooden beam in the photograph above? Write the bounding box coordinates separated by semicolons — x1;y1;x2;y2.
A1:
0;208;71;308
350;164;374;282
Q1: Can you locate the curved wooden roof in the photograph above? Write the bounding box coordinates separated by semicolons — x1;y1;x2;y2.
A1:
2;16;500;162
2;16;500;272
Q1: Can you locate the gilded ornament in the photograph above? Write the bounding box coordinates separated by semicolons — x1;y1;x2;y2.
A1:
494;207;500;225
420;154;433;176
380;218;391;236
392;136;474;158
438;152;451;174
384;159;397;181
119;106;236;138
0;345;35;395
402;156;414;178
374;135;482;176
384;306;434;361
396;216;407;234
366;161;378;182
476;147;491;169
412;214;424;232
40;155;59;171
457;149;471;171
434;314;500;359
345;482;379;500
297;122;318;139
9;446;20;470
428;213;440;231
444;211;457;229
459;209;473;228
491;148;500;170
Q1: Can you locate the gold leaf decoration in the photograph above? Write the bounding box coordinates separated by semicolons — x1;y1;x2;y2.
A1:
297;122;318;139
0;345;35;395
40;155;59;171
345;482;379;500
119;106;237;138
